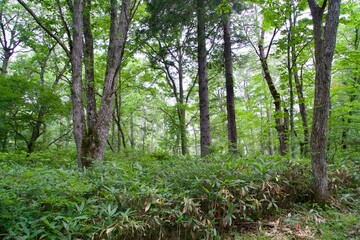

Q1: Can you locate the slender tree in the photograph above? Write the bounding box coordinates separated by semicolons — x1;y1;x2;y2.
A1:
197;0;211;156
308;0;341;204
223;14;237;153
258;29;289;156
286;0;311;156
286;0;295;158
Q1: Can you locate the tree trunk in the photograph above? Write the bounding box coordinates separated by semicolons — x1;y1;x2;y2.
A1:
308;0;341;204
193;123;198;155
258;31;288;155
71;0;134;167
223;16;237;153
28;106;45;154
114;72;127;152
197;0;211;156
0;5;20;76
287;13;295;158
178;50;189;155
70;0;87;168
295;65;309;155
114;91;127;152
66;112;71;149
130;112;135;148
266;106;274;155
82;0;98;159
90;0;131;161
1;51;11;75
142;107;147;152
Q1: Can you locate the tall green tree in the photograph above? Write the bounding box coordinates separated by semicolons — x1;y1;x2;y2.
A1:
217;0;238;153
138;0;196;155
308;0;341;204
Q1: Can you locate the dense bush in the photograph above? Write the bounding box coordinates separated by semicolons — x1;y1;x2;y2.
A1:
0;151;358;239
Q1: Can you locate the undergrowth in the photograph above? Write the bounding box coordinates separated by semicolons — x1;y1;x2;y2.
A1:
0;150;358;239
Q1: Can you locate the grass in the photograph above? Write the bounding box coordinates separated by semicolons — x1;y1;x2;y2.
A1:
0;150;358;239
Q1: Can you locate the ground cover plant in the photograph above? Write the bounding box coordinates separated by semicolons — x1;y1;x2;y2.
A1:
0;150;358;239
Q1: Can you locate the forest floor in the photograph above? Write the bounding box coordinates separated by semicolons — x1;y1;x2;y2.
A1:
0;150;359;239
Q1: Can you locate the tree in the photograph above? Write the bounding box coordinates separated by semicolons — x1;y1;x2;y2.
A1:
137;0;196;155
197;0;211;156
258;28;289;156
0;2;23;75
308;0;341;204
282;0;312;156
241;2;290;156
18;0;140;167
219;1;238;153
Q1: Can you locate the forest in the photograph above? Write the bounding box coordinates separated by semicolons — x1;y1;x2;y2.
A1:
0;0;359;239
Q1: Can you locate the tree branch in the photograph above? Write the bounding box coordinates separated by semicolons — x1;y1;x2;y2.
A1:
47;129;72;147
56;0;72;49
266;28;279;59
160;107;178;126
186;75;197;104
307;0;319;10
17;0;70;57
321;0;328;12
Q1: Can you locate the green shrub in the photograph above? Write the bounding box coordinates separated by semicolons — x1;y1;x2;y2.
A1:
0;151;358;239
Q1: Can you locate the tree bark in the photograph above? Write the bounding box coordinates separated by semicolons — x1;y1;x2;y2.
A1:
1;51;11;75
82;0;98;159
70;0;87;168
197;0;211;156
92;0;132;161
223;16;237;153
308;0;341;204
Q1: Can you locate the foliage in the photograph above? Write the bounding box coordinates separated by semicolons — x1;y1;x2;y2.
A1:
0;73;65;152
0;151;358;239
